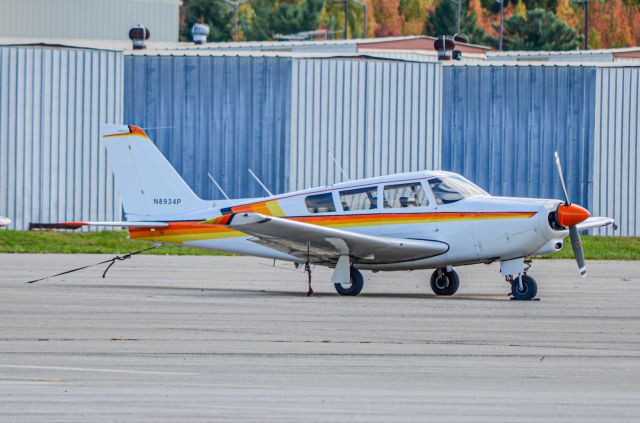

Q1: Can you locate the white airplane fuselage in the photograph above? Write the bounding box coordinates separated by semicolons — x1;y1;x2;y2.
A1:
128;171;568;271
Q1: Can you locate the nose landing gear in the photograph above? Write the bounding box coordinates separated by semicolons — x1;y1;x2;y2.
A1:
507;274;538;301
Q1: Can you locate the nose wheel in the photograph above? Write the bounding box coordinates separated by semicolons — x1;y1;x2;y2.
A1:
509;274;538;301
430;268;460;296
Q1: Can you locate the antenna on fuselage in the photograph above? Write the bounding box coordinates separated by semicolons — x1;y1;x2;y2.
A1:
248;169;274;197
207;173;232;202
328;149;351;182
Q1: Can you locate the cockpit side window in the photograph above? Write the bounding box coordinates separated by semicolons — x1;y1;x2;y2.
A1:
428;176;488;205
339;186;378;211
305;193;336;213
383;182;427;208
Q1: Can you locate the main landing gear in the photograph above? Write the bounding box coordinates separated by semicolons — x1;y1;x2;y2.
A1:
430;268;460;296
334;266;364;296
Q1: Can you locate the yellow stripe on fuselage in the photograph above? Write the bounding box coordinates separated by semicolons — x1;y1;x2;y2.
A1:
129;211;536;244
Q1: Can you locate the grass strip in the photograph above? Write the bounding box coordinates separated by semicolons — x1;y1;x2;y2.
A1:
0;230;638;260
0;230;229;255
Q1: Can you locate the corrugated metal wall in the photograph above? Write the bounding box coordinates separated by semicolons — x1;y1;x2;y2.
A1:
442;64;596;207
0;46;123;229
0;0;180;42
124;54;292;199
290;58;442;191
592;66;640;236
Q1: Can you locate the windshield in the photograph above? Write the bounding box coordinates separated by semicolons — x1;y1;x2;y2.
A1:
428;176;488;205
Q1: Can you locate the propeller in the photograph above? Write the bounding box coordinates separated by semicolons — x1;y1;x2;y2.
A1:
554;152;589;278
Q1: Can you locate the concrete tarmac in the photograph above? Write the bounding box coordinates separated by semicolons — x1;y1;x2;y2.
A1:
0;254;639;422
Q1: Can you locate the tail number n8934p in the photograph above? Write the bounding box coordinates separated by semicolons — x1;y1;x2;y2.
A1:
153;198;182;205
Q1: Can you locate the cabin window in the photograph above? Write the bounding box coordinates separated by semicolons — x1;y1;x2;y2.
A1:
339;186;378;211
305;193;336;213
383;182;427;208
428;176;488;205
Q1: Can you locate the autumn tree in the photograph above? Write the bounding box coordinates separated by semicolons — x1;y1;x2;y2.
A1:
400;0;430;34
371;0;404;36
502;8;579;50
588;0;633;48
555;0;579;29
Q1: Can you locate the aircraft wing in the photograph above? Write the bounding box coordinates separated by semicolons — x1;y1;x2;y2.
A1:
208;212;448;265
29;221;169;230
576;217;616;232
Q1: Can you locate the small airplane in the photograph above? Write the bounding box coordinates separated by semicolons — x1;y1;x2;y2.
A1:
44;124;615;300
0;216;10;227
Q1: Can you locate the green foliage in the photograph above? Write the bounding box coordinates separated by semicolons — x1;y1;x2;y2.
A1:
181;0;233;42
181;0;325;42
424;0;495;46
271;0;325;36
424;0;458;36
501;8;579;50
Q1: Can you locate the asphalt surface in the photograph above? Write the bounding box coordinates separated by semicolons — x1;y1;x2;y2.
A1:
0;254;639;422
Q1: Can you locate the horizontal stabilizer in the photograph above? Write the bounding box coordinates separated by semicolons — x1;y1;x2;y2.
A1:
30;221;169;230
576;217;616;232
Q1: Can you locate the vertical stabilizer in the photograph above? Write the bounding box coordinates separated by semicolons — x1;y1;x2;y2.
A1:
101;124;209;217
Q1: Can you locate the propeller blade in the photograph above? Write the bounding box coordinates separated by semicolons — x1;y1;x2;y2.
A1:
554;151;571;205
569;226;586;278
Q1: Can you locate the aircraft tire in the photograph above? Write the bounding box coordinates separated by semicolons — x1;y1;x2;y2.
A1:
511;275;537;300
430;269;459;296
334;267;364;296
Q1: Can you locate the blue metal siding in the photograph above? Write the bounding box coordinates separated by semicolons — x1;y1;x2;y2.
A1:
0;46;123;230
124;55;292;199
442;65;596;207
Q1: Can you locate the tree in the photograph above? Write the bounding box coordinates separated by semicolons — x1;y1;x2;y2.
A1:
588;0;633;48
514;0;527;16
400;0;430;34
181;0;233;42
424;0;457;36
502;8;579;50
271;0;325;36
555;0;579;29
371;0;405;36
424;0;496;45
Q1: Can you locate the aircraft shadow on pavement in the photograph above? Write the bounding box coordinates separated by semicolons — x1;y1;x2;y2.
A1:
59;283;510;302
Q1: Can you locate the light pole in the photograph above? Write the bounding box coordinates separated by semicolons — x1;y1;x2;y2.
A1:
351;0;367;38
573;0;589;50
450;0;461;35
496;0;504;51
224;0;248;41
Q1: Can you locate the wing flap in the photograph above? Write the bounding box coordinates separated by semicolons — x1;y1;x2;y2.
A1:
217;212;448;264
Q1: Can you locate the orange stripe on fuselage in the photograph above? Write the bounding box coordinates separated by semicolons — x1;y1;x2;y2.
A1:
128;211;536;244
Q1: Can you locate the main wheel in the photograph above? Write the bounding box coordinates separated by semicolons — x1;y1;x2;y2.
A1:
511;275;537;300
430;269;460;296
334;267;364;296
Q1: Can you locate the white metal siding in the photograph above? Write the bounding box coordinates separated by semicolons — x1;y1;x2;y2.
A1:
0;46;123;229
290;58;442;191
592;66;640;236
0;0;180;42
